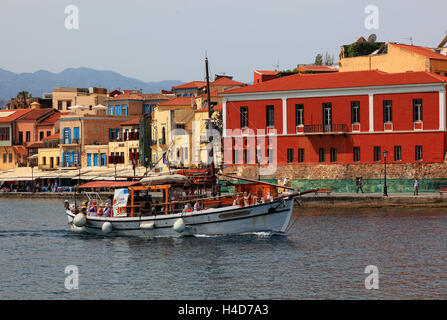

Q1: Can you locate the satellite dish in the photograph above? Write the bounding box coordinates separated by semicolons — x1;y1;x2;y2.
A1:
368;34;377;43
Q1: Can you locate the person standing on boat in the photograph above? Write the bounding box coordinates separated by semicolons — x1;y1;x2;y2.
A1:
193;200;201;211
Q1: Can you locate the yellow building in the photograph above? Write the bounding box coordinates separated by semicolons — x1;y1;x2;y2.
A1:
192;105;222;167
108;117;140;168
52;87;108;112
339;42;447;76
38;133;60;170
150;97;195;172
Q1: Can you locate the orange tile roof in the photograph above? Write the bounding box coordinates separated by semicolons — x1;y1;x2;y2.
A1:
120;117;140;126
26;141;43;148
172;81;206;90
43;133;60;141
0;109;33;123
196;90;221;99
16;109;54;121
38;111;64;125
391;43;447;61
223;70;447;95
295;65;338;72
157;96;196;107
212;77;246;86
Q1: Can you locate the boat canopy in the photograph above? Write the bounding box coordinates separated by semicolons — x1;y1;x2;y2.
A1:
139;174;188;185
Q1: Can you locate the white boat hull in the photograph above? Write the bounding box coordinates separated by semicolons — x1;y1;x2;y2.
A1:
66;196;295;237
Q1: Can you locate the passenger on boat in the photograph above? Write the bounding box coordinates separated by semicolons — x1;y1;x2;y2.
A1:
80;201;87;214
103;206;111;217
252;194;259;204
97;208;103;217
183;202;193;213
193;200;201;211
243;192;250;206
88;202;97;216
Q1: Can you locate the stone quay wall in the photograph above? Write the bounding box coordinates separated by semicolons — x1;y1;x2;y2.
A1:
221;162;447;193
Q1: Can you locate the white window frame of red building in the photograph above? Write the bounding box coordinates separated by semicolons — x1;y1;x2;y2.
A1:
266;105;275;128
374;146;381;162
394;146;402;161
330;148;337;163
298;148;304;163
415;145;423;161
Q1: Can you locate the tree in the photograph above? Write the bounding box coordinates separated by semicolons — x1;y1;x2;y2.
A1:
314;54;323;65
15;91;33;108
324;52;335;66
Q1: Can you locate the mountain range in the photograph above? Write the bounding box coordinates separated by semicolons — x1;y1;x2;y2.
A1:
0;67;184;100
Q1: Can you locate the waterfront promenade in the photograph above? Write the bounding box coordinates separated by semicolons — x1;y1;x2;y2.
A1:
2;190;447;209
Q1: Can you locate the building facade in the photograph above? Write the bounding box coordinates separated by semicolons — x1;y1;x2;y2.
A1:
59;113;130;168
220;70;447;190
339;43;447;76
52;87;108;112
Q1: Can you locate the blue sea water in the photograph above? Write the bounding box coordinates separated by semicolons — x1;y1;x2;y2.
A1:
0;198;446;299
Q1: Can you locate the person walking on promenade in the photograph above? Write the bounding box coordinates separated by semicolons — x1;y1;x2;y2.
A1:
413;178;419;196
356;177;364;193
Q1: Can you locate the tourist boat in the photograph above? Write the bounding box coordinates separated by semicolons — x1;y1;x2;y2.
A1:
64;172;316;237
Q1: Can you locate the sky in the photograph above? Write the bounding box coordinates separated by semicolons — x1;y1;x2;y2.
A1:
0;0;446;84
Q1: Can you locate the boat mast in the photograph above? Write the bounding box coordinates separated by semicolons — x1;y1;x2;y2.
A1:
205;54;216;195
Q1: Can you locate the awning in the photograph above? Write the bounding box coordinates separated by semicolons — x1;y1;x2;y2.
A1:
93;104;107;110
78;181;141;189
68;105;88;110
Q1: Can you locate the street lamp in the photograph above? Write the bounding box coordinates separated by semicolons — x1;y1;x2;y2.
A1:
383;150;388;196
132;158;136;179
30;163;34;193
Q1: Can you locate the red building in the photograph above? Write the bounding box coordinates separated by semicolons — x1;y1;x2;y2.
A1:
221;70;447;167
253;70;279;84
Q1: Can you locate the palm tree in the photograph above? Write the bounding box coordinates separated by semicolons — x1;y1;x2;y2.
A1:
16;91;32;108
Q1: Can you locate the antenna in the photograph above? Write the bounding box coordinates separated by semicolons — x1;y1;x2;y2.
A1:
273;58;279;71
403;37;414;45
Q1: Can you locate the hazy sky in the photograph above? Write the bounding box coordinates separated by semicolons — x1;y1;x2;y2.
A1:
0;0;446;83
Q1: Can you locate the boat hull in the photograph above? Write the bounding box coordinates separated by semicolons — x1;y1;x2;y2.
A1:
66;196;295;237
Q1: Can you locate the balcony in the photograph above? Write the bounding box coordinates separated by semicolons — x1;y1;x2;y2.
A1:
61;138;80;145
303;124;348;135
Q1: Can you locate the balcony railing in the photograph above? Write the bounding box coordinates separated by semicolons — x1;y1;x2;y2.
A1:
303;124;347;134
61;138;80;145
